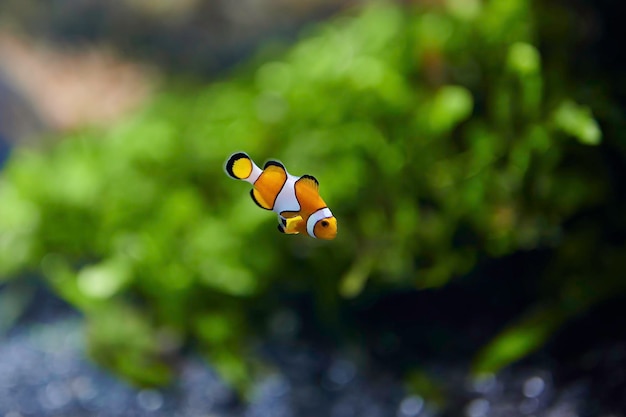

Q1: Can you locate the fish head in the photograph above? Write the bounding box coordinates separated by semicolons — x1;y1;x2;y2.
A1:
313;216;337;240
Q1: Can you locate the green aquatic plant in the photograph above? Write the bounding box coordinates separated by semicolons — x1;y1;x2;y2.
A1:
0;0;615;394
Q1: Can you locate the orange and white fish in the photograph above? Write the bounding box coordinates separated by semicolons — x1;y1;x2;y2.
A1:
224;152;337;240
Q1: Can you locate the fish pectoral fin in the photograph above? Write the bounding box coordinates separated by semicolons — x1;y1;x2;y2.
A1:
278;221;300;235
278;214;301;234
298;174;319;191
285;215;303;226
250;189;273;210
284;216;304;234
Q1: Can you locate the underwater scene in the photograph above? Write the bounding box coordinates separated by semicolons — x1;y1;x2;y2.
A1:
0;0;625;416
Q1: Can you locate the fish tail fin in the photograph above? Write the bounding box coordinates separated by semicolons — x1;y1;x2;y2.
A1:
225;152;262;183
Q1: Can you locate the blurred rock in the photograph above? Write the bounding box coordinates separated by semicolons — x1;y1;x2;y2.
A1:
0;304;606;417
0;0;373;144
0;31;157;135
0;64;43;144
0;278;618;417
0;0;367;76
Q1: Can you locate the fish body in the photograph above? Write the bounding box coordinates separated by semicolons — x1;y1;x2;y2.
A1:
225;152;337;240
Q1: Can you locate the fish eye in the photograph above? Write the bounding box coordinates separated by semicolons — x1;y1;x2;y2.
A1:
321;220;329;227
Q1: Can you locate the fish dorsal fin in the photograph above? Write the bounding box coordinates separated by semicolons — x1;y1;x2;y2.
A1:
261;160;289;184
263;160;287;173
250;189;272;210
254;160;287;208
298;174;319;191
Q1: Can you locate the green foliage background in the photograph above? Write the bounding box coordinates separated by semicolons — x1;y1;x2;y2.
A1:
0;0;620;395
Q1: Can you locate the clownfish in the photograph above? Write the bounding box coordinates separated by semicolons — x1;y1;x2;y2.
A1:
224;152;337;240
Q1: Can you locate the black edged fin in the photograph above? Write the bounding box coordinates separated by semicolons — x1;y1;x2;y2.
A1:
250;189;272;210
264;160;286;170
280;217;287;226
277;224;285;233
297;174;319;191
225;152;251;179
301;174;319;187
